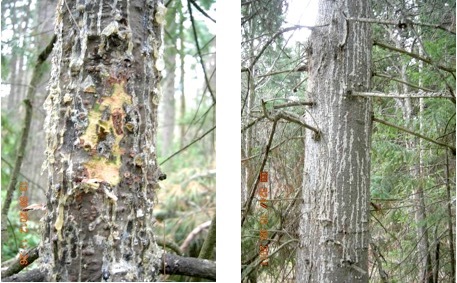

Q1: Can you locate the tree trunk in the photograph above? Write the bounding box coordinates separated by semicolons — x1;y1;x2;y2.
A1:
415;54;433;283
40;0;166;281
160;1;177;158
297;1;372;282
178;6;186;148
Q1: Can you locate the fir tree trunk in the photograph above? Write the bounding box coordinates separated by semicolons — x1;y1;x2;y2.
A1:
297;0;372;281
40;0;166;280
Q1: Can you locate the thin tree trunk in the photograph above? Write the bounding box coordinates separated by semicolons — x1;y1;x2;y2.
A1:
445;150;456;282
161;2;177;158
7;53;17;109
241;4;257;208
40;0;166;281
415;35;433;283
179;6;186;149
297;1;372;281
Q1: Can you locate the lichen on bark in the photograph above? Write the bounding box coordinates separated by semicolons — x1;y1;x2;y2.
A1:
41;0;166;281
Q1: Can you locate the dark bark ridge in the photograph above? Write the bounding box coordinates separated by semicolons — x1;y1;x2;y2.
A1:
41;0;166;281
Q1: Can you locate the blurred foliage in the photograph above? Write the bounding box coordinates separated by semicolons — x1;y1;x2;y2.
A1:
1;113;43;263
1;113;19;189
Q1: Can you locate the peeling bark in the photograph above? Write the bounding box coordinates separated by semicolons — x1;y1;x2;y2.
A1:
297;0;372;282
40;0;166;281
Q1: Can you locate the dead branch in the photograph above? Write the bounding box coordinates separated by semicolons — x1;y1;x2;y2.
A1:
347;17;455;35
162;253;216;280
373;72;438;93
246;25;327;72
2;252;216;282
1;247;39;278
180;220;211;252
262;100;320;137
350;90;453;99
273;101;315;109
373;41;455;74
241;118;277;226
373;117;456;154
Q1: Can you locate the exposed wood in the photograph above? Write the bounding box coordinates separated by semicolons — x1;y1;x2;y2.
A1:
262;100;320;137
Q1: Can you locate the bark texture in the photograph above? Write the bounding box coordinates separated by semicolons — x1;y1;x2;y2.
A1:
298;0;372;282
40;0;166;281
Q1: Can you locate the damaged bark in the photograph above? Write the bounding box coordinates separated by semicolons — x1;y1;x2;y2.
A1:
40;0;166;281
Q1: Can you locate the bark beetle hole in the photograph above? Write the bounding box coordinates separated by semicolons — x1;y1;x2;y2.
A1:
71;243;77;258
124;252;132;261
127;220;133;233
108;34;124;48
102;270;110;281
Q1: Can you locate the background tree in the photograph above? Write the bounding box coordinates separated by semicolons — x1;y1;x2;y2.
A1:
241;0;455;282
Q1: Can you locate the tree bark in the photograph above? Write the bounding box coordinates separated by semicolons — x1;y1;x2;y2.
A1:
40;0;166;281
297;0;372;282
